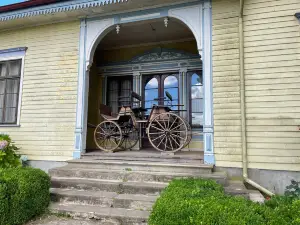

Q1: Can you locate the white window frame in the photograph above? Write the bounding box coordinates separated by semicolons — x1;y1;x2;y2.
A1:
0;47;26;127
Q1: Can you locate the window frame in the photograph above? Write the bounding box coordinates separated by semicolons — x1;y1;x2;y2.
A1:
0;48;26;127
188;70;204;131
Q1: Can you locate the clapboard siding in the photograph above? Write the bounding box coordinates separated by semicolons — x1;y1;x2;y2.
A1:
212;0;243;167
0;21;80;161
243;0;300;171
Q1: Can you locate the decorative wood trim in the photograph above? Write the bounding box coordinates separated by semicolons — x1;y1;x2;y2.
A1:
0;0;128;22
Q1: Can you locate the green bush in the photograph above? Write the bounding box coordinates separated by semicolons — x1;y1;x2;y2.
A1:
0;167;50;225
0;134;21;168
149;179;300;225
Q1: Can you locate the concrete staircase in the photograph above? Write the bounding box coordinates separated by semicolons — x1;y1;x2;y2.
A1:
48;153;259;224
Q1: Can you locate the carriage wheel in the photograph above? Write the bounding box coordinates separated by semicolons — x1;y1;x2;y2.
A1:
183;119;192;148
121;127;139;150
94;121;123;152
147;112;188;152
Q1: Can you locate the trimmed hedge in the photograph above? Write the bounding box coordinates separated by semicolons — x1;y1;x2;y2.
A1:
0;168;50;225
149;179;300;225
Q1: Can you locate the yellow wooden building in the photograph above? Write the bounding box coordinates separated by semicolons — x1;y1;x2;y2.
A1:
0;0;299;194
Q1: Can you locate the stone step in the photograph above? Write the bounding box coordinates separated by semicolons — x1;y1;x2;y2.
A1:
82;155;203;164
49;202;149;225
224;180;263;199
51;177;167;195
82;151;203;161
49;166;227;185
51;188;158;211
66;159;213;174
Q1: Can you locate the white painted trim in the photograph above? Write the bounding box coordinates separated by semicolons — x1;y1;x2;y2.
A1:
0;51;26;127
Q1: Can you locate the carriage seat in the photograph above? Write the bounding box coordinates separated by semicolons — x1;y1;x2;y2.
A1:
101;114;119;121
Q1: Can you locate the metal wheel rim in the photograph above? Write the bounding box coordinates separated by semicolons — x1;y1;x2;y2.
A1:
121;128;139;150
147;112;188;152
94;121;123;152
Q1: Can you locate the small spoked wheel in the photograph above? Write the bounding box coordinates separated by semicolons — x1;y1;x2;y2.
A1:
147;112;188;152
121;127;139;150
94;121;123;152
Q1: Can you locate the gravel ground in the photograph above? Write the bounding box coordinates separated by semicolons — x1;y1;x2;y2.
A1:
26;215;120;225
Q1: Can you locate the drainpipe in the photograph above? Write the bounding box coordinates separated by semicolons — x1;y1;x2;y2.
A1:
239;0;274;197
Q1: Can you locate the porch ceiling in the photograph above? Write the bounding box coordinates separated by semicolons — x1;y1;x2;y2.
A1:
97;18;194;50
0;0;199;31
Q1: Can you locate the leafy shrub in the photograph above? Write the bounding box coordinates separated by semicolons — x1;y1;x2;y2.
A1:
285;180;300;199
149;178;300;225
0;134;21;168
0;167;50;225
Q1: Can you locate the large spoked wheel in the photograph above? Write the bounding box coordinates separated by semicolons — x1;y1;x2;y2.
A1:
121;126;139;150
147;112;188;152
94;121;123;152
183;119;192;148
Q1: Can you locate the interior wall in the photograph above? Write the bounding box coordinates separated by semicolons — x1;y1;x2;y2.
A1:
95;40;198;64
86;65;103;150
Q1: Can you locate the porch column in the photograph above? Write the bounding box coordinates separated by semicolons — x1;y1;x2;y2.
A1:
74;19;88;159
202;0;215;164
133;71;141;150
179;68;188;121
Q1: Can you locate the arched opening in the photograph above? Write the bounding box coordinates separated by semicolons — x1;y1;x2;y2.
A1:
85;17;203;153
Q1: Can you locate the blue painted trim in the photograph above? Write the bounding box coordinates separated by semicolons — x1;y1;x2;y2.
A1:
295;13;300;20
0;47;27;54
73;150;81;159
0;47;27;59
0;0;128;21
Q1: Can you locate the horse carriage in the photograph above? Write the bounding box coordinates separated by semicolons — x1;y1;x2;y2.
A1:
93;91;192;153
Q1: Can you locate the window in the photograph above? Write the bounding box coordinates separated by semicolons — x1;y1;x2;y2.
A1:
107;76;132;114
164;75;179;111
0;59;22;125
189;72;203;130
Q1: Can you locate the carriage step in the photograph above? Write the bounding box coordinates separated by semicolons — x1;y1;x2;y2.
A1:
49;202;149;224
51;188;158;211
51;177;167;195
66;159;213;174
49;167;227;185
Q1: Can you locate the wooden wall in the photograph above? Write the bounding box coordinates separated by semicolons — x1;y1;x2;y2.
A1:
212;0;300;171
212;0;243;168
243;0;300;171
0;21;80;161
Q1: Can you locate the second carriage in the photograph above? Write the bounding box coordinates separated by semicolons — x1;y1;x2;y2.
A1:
94;91;192;153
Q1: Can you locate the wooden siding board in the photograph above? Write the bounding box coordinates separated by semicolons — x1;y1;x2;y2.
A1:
0;21;80;161
213;0;300;171
243;0;300;171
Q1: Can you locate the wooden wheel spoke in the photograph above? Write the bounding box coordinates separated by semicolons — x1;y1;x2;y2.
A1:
171;122;184;131
157;135;166;147
168;136;174;150
154;119;166;130
149;132;164;135
152;133;165;142
169;117;178;130
150;125;164;132
170;134;180;147
171;133;185;140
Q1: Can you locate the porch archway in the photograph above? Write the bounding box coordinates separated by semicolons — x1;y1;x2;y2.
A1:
74;2;214;164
